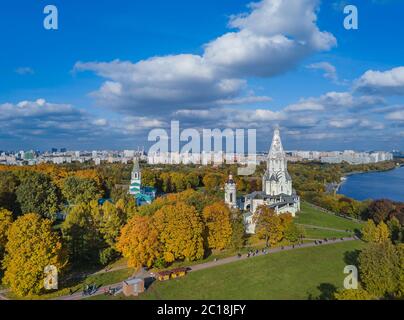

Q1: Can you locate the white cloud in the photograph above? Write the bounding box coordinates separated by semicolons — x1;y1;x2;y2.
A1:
329;118;358;128
355;66;404;95
307;61;340;83
285;91;383;112
75;0;336;115
386;110;404;121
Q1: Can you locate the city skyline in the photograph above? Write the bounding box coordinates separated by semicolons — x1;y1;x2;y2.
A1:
1;0;404;151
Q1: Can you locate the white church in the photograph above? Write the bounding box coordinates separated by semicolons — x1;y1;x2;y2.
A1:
225;128;300;234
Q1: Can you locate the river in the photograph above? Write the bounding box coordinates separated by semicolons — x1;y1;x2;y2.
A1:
338;166;404;202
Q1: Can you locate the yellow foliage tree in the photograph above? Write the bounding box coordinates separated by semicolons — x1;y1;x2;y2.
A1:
362;220;390;243
334;289;375;300
2;213;67;296
0;208;13;259
253;206;283;247
202;202;232;250
117;215;160;269
153;202;204;262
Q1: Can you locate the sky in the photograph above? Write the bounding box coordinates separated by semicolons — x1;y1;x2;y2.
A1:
0;0;403;152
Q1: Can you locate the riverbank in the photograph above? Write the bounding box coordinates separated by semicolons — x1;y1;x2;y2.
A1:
337;165;404;202
330;162;403;195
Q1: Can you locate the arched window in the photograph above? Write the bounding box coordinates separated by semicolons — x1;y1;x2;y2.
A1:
230;193;233;203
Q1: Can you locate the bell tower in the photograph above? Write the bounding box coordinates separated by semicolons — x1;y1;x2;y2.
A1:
129;158;141;196
224;174;237;208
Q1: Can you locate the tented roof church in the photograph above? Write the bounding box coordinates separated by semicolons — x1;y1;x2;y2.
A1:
225;128;300;234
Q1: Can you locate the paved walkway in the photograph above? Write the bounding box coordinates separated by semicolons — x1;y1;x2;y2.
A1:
296;223;354;233
54;236;358;300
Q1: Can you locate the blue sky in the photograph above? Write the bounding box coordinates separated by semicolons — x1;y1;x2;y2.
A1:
0;0;403;151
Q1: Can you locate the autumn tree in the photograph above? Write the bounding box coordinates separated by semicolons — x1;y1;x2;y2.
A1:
364;199;395;224
2;213;66;296
15;171;60;219
362;220;390;243
153;202;204;262
254;206;283;247
117;215;160;269
202;202;233;250
202;173;224;192
334;289;375;300
0;209;13;260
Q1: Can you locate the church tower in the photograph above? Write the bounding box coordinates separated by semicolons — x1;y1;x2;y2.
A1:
263;128;292;196
224;174;237;208
129;158;141;196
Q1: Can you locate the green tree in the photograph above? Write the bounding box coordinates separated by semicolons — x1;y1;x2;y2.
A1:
62;176;103;205
170;172;187;192
358;241;401;298
98;201;126;248
284;223;305;244
0;171;20;214
2;213;66;296
61;201;103;264
229;210;245;250
185;172;199;189
16;172;60;219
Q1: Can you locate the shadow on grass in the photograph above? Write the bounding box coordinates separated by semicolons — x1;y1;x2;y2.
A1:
344;249;361;266
307;283;338;300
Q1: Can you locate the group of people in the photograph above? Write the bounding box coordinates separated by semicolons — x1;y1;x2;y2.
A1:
82;283;98;296
314;237;344;245
104;286;118;296
246;249;268;258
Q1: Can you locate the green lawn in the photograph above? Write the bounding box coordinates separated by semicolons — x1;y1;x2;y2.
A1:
302;228;351;239
4;268;135;300
88;240;365;300
296;202;363;232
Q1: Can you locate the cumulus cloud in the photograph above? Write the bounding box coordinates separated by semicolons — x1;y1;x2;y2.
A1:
355;66;404;95
75;0;336;115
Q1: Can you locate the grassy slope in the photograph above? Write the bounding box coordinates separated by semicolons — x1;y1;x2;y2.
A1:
90;241;365;300
296;202;363;232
